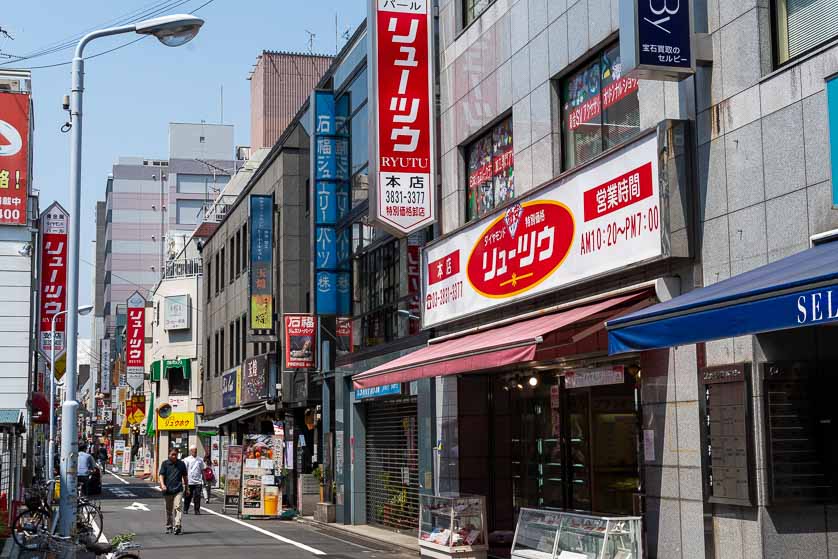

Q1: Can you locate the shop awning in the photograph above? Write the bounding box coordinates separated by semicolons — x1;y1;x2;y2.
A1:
150;361;161;381
353;293;643;389
607;240;838;354
196;404;266;433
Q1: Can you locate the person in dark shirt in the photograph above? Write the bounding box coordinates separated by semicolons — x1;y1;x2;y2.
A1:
158;448;189;534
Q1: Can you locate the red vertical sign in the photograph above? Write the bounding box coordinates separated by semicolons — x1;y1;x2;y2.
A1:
38;203;69;355
126;292;146;389
370;0;435;235
0;92;30;225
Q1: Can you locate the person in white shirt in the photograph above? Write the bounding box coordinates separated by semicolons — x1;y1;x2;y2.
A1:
182;446;206;514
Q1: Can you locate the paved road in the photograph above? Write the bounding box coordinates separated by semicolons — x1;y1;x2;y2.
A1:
98;471;415;559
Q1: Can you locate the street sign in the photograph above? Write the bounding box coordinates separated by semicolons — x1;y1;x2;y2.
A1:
126;291;146;390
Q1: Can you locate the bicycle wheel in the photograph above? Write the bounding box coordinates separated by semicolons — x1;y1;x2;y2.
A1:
12;508;48;549
77;502;103;542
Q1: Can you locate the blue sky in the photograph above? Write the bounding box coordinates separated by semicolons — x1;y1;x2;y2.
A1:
0;0;365;336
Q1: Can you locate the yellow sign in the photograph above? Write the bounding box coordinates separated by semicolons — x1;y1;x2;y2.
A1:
50;352;67;379
251;295;272;329
158;412;196;431
119;416;129;435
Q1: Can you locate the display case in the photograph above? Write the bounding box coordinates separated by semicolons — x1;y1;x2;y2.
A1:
419;494;488;559
511;508;641;559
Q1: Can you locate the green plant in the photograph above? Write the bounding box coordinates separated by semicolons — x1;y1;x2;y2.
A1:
312;465;322;483
110;533;135;547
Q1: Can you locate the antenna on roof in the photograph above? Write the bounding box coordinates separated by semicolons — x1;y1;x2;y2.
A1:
304;29;316;54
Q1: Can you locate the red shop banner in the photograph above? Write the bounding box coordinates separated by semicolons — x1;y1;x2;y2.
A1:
126;291;146;389
370;0;436;235
0;92;30;225
336;316;353;354
284;314;317;369
38;202;69;356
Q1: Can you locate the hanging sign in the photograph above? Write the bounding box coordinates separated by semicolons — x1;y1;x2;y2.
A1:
221;366;241;409
620;0;695;81
100;339;111;394
284;314;317;369
0;91;30;225
336;316;353;354
164;294;190;330
38;202;69;361
249;194;274;330
126;292;146;389
241;355;271;404
369;0;436;235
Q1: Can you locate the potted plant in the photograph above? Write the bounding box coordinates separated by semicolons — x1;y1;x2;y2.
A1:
312;465;324;502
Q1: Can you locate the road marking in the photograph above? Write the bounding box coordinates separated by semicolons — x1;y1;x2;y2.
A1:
202;508;325;555
124;502;150;511
109;488;137;498
90;516;107;544
105;470;130;485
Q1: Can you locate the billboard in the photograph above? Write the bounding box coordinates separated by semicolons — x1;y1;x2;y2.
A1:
249;194;273;330
0;91;30;225
164;294;190;330
369;0;435;235
284;314;317;369
38;202;68;360
126;292;146;390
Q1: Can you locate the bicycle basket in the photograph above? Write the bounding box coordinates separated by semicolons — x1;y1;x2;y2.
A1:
23;487;45;510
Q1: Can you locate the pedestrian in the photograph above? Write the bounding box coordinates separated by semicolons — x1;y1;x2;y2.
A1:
96;444;108;471
158;448;188;535
202;453;215;503
77;443;96;496
182;446;205;515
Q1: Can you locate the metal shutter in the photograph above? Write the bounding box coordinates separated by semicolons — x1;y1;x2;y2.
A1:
365;398;420;531
787;0;838;58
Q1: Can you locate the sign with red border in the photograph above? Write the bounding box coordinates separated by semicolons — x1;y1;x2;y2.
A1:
0;92;30;225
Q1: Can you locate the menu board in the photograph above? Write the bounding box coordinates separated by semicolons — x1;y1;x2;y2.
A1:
224;445;243;511
701;363;753;506
241;435;281;516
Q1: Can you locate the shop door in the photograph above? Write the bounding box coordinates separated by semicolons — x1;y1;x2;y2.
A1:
365;398;419;531
169;431;189;459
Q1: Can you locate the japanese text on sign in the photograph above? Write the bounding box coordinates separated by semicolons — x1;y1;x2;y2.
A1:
285;314;317;369
38;202;68;355
371;0;435;234
126;292;146;390
250;195;273;329
0;92;30;225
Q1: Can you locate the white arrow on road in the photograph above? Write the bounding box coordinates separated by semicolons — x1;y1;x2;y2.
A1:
124;502;150;512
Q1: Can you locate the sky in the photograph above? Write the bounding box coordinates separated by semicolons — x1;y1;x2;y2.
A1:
0;0;366;337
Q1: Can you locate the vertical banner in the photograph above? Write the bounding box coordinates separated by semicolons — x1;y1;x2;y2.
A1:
407;236;422;336
210;435;221;488
100;339;111;394
0;92;30;225
224;445;244;512
284;314;317;369
369;0;435;235
126;292;146;389
38;202;69;363
336;316;353;354
249;194;273;330
311;91;351;316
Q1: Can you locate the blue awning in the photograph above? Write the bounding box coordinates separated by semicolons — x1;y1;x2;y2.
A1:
607;241;838;354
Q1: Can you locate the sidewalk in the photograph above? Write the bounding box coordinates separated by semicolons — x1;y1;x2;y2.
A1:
297;515;419;552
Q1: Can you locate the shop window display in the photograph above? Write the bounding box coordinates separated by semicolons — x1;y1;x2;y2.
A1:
561;44;640;171
466;117;514;222
419;494;487;557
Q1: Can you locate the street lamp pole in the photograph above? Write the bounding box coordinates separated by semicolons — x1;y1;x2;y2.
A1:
60;14;204;537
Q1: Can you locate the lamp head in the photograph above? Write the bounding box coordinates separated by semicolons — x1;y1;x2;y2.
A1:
134;14;204;47
78;304;94;316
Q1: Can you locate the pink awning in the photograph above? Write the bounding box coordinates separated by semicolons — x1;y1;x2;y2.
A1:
352;293;642;389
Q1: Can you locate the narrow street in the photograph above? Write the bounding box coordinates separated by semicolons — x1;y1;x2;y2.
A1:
98;472;415;559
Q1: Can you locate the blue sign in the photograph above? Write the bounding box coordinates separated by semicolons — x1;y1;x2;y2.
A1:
336;229;351;269
620;0;694;80
316;271;338;315
221;367;239;409
315;182;350;226
828;76;838;205
249;194;274;329
355;383;402;400
316;227;338;270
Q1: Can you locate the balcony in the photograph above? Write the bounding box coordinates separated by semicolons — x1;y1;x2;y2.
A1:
163;258;203;279
199;195;238;223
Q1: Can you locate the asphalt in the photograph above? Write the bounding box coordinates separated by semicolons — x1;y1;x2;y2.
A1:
91;471;417;559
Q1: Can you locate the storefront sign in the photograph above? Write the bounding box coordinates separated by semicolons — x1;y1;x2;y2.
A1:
284;314;317;369
168;395;188;412
164;294;190;330
126;395;146;425
126;292;146;390
355;383;401;400
221;366;241;409
100;339;111;394
565;366;625;389
224;445;243;511
336;316;353;354
620;0;695;81
423;133;662;328
0;92;30;225
157;411;195;431
369;0;436;235
241;354;270;404
249;194;273;330
38;202;68;360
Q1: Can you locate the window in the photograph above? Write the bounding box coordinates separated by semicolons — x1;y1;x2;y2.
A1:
235;230;241;278
241;314;248;360
176;174;227;194
228;237;234;284
214;252;220;295
359;240;400;348
242;224;248;272
229;322;235;367
220;328;225;371
168;366;189;395
774;0;838;64
235;318;241;365
561;43;640;171
176;199;205;225
220;247;226;292
464;0;494;27
350;105;369;176
214;331;219;377
466;117;514;221
206;260;212;301
205;336;211;380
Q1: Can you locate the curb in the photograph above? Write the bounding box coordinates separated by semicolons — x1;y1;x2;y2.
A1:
296;516;419;553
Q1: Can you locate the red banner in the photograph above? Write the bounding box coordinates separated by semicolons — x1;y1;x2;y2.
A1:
336;316;353;354
126;306;145;370
285;314;317;369
39;204;69;355
583;162;653;221
371;0;435;234
427;250;460;286
0;92;30;225
567;76;639;131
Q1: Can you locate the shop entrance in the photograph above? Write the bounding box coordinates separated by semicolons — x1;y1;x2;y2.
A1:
169;431;189;458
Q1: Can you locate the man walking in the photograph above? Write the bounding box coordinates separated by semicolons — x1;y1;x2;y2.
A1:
182;446;205;514
159;448;188;535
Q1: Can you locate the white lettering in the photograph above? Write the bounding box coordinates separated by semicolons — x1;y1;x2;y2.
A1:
829;290;838;320
812;292;824;321
797;295;807;324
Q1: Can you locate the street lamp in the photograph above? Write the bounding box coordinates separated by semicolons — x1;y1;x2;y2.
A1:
47;304;93;483
60;13;203;537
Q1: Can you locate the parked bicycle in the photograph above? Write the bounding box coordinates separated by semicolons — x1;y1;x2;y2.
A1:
26;526;141;559
12;478;103;549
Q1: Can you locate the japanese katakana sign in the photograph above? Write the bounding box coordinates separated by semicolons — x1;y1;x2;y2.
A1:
284;314;317;369
38;202;68;361
158;411;196;431
369;0;436;235
0;92;30;225
241;353;271;404
249;194;273;329
126;291;146;390
423;132;664;328
620;0;695;81
100;339;111;395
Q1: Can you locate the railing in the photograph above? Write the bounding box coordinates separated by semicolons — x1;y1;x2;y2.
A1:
163;258;203;279
199;194;238;223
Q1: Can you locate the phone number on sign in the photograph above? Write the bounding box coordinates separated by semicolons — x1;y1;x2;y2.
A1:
580;206;660;255
425;281;464;310
384;190;425;204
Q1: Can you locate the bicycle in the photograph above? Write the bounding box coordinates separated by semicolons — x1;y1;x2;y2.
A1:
31;526;142;559
12;479;103;549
